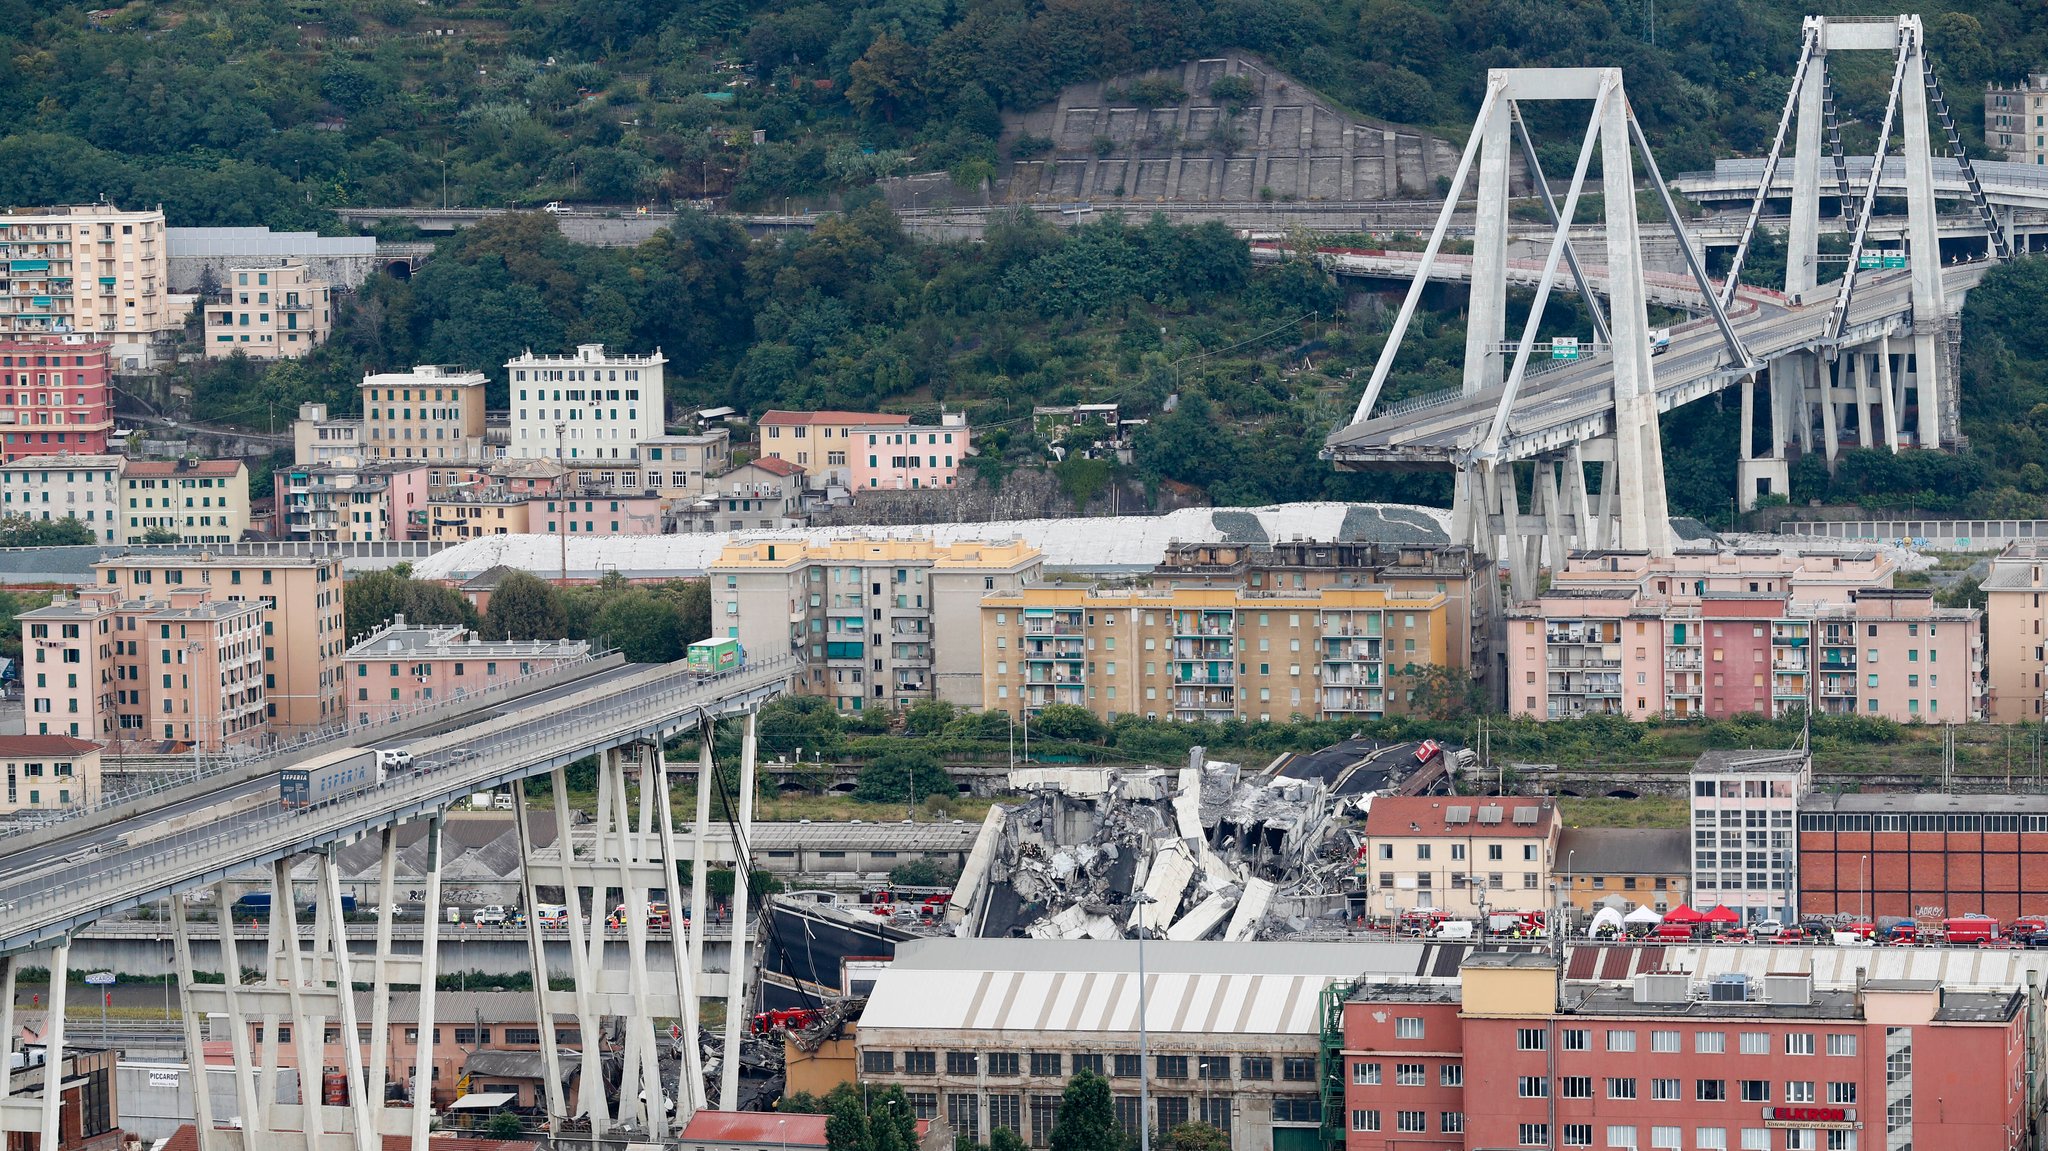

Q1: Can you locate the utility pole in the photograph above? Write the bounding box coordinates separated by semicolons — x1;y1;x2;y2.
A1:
556;421;568;585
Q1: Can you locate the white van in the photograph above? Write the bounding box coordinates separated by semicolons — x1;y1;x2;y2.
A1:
1431;920;1476;941
474;905;508;926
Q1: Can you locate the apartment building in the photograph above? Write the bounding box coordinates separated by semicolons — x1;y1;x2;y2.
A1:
427;490;530;541
639;427;731;500
346;615;588;725
1508;552;1973;723
1555;827;1689;916
712;538;1044;712
1341;953;2025;1151
1809;589;1981;721
856;938;1387;1150
0;735;100;813
759;410;909;491
850;412;973;492
290;401;364;467
1987;75;2048;165
94;553;347;737
1982;539;2048;721
1797;792;2048;922
0;205;181;366
507;344;665;461
1151;541;1497;703
1689;749;1811;925
117;459;250;544
978;584;1451;723
19;586;266;750
1355;796;1561;918
701;457;806;532
0;337;115;461
0;453;121;542
280;461;429;543
201;260;333;359
533;490;665;536
359;364;489;462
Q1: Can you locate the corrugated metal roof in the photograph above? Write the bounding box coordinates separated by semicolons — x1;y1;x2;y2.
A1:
889;937;1424;975
406;502;1455;581
860;967;1333;1035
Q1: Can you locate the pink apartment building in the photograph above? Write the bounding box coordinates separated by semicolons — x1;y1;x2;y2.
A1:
20;586;266;749
0;338;114;461
758;409;971;494
346;615;589;726
1508;551;1982;723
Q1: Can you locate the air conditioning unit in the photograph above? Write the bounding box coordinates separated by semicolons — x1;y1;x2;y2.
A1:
1709;974;1751;1003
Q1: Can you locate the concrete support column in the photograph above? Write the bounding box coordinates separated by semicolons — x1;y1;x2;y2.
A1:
411;816;444;1151
514;789;571;1123
718;711;761;1111
1787;30;1829;298
1819;355;1840;468
318;853;378;1151
652;739;709;1124
1899;20;1949;450
1853;350;1874;449
1462;96;1513;395
39;943;68;1151
1878;335;1901;452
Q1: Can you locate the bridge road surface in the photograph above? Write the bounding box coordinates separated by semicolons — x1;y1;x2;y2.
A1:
0;655;795;957
1325;262;1990;466
0;659;651;881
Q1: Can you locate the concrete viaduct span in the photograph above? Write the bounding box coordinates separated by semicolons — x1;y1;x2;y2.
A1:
0;656;796;1151
1323;17;2007;601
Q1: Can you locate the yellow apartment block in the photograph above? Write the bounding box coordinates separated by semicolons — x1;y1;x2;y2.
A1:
979;585;1451;723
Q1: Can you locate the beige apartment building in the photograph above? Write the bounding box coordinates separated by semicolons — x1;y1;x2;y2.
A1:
1983;539;2048;721
291;402;364;467
1355;795;1562;917
1987;75;2048;166
202;260;334;360
979;584;1452;723
20;586;266;750
94;553;346;738
712;538;1044;712
118;458;250;544
428;490;531;541
0;204;182;366
640;428;731;501
360;364;488;461
0;736;100;813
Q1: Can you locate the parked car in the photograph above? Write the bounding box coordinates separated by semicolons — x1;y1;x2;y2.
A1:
376;749;414;771
473;905;508;926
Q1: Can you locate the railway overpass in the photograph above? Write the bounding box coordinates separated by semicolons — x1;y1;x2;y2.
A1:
0;655;796;1151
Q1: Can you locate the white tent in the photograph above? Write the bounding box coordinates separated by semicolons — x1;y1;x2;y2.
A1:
1624;905;1664;925
1589;906;1627;936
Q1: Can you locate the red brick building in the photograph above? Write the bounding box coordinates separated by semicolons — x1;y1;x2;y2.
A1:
0;339;113;462
1342;953;2028;1151
1797;793;2048;922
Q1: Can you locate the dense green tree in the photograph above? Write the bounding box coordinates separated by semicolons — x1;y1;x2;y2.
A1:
483;571;569;641
1049;1070;1126;1151
344;567;482;641
0;518;95;547
590;589;687;662
1030;704;1106;743
1160;1124;1229;1151
852;745;956;806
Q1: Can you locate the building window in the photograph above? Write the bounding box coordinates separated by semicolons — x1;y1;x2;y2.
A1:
1739;1032;1769;1055
1396;1017;1424;1039
1697;1079;1727;1101
1650;1030;1679;1052
905;1052;936;1075
1607;1029;1636;1052
1352;1111;1380;1133
1281;1057;1315;1082
1828;1082;1857;1104
988;1052;1019;1077
1270;1097;1317;1124
1517;1027;1546;1051
1440;1065;1463;1087
1740;1080;1770;1103
1607;1078;1636;1100
1561;1125;1592;1148
946;1052;978;1075
1197;1056;1230;1081
1561;1028;1589;1051
1520;1124;1550;1146
1112;1054;1141;1078
1519;1076;1549;1098
1397;1111;1427;1134
990;1095;1021;1136
1242;1056;1273;1081
1696;1031;1725;1054
1396;1064;1426;1087
1560;1076;1593;1098
1442;1112;1464;1134
1155;1055;1188;1080
1031;1053;1063;1078
1786;1033;1815;1056
1826;1034;1857;1057
862;1051;896;1074
948;1094;980;1141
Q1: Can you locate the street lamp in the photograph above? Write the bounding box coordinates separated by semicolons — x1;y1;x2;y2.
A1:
1565;849;1575;938
1860;854;1869;921
1132;892;1158;1151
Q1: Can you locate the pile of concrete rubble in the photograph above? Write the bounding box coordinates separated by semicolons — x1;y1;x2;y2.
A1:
945;749;1379;942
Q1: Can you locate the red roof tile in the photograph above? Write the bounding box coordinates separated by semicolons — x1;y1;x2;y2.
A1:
746;456;805;477
681;1112;830;1145
0;735;98;755
123;459;246;478
759;410;910;427
1362;795;1558;838
159;1126;538;1151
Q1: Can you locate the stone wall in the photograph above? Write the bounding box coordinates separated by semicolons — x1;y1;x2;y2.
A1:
998;53;1462;204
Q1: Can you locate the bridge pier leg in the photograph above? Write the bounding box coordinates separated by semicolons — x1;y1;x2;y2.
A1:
513;791;571;1124
1878;335;1901;452
412;817;444;1151
1899;26;1949;451
1853;350;1874;449
1819;355;1841;469
718;711;761;1112
651;739;709;1127
39;942;68;1151
169;898;221;1149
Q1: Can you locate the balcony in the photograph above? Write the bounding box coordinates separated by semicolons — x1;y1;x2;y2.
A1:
1666;652;1702;670
1022;620;1081;637
1321;686;1385;715
1173;663;1235;686
1172;637;1232;660
1025;637;1085;658
1026;685;1086;709
1320;665;1380;687
1323;637;1381;662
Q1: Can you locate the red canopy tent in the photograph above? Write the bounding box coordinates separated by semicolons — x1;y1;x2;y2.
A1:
1702;905;1741;924
1663;905;1706;924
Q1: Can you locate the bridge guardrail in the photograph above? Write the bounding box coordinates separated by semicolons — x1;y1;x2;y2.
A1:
0;651;614;843
0;656;797;952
